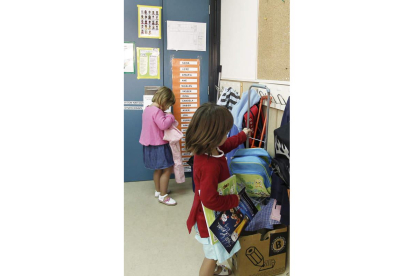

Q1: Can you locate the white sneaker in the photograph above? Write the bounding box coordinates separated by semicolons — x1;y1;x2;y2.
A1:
158;194;177;206
155;190;171;198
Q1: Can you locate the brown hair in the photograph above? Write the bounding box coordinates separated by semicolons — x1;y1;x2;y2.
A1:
185;102;234;156
152;86;176;111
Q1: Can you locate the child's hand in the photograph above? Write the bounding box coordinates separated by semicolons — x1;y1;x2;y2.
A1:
243;128;252;135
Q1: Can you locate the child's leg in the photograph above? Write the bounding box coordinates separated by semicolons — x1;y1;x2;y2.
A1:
153;169;162;192
199;258;217;276
159;166;173;196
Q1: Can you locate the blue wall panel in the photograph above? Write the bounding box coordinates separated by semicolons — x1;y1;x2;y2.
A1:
125;0;209;182
162;0;210;106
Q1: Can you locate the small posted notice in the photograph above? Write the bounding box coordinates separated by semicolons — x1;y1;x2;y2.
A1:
138;5;162;39
137;48;160;79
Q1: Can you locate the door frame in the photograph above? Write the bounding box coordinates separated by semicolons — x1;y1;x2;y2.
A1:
208;0;221;103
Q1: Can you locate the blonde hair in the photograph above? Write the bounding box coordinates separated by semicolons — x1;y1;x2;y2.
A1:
152;87;175;111
185;102;234;156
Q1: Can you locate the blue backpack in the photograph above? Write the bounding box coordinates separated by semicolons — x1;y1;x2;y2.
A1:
229;148;273;198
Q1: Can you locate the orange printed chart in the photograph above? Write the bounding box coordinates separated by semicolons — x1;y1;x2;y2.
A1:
172;58;200;172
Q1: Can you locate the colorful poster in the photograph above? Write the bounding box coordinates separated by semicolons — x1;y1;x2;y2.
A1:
137;48;160;79
172;58;200;172
137;5;162;39
124;42;135;74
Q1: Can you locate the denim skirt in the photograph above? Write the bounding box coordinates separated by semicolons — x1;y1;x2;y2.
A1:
143;144;174;170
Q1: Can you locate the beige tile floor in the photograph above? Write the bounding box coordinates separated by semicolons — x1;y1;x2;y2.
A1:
124;178;289;276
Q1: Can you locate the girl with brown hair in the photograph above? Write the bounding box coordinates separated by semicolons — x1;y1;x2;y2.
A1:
185;102;251;275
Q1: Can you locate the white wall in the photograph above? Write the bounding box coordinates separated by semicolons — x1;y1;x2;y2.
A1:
220;0;258;80
221;0;290;156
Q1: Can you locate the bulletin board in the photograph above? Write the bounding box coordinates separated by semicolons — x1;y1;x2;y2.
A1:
257;0;290;81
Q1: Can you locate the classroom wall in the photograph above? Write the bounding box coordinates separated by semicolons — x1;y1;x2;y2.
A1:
124;0;164;182
124;0;210;182
220;0;258;80
220;0;290;157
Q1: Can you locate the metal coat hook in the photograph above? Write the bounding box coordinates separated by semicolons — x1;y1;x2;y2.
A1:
277;94;287;105
270;94;278;105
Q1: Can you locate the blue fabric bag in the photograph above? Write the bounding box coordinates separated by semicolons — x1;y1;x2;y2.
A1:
230;89;261;131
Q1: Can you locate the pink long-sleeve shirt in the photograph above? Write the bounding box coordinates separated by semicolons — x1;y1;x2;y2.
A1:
139;106;175;146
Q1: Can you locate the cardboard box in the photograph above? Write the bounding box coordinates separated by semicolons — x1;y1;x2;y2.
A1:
231;226;288;276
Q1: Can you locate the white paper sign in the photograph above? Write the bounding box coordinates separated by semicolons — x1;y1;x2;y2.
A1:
140;56;148;75
124;106;143;110
149;55;158;76
180;99;197;103
143;95;171;112
180;67;198;71
143;95;153;110
167;21;207;51
181;113;194;117
181;108;197;112
180;94;197;98
180;89;198;93
180;61;198;65
124;43;134;73
180;79;197;83
181;104;197;108
124;101;143;105
180;84;197;88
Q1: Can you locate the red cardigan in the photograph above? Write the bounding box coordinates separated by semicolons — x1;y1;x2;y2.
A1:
186;131;247;238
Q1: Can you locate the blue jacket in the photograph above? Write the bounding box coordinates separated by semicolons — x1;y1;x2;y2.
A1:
230;89;261;131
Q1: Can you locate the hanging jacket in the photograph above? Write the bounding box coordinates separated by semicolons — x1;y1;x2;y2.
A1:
217;87;240;111
270;96;290;225
230;89;261;131
281;96;290;126
163;120;185;183
225;89;261;172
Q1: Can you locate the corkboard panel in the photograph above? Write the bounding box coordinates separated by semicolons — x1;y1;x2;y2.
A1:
257;0;290;81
